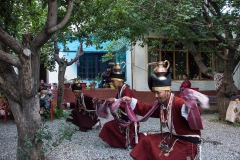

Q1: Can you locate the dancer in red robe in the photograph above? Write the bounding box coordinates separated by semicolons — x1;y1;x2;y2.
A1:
66;82;100;132
122;62;209;160
99;62;142;149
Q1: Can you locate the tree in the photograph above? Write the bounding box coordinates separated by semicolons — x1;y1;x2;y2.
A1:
0;0;73;159
122;0;240;119
53;37;83;109
52;0;149;106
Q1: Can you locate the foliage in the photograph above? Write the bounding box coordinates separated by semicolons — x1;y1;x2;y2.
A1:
40;40;56;72
0;90;7;111
0;0;75;159
53;109;65;119
90;81;97;86
64;76;68;83
102;52;115;63
94;73;102;83
102;39;129;62
17;137;35;159
35;110;76;158
0;90;6;99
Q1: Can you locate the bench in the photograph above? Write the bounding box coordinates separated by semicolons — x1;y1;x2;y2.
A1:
207;95;240;104
208;96;217;104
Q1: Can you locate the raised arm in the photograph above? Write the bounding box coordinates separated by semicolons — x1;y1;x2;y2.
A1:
122;96;160;118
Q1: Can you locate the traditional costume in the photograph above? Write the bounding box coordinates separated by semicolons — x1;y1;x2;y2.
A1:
66;82;100;132
179;79;191;92
179;77;191;98
126;62;209;160
101;65;112;87
99;63;141;149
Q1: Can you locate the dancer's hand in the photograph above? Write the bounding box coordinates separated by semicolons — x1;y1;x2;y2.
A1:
122;96;132;103
107;98;115;103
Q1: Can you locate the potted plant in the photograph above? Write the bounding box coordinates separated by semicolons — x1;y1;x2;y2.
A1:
95;73;102;88
89;81;97;89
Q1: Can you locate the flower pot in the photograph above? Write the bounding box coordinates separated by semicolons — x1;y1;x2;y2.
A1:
90;84;95;89
64;83;71;89
104;84;109;88
80;82;87;89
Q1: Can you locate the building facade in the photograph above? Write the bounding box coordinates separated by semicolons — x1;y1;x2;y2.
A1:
128;39;240;91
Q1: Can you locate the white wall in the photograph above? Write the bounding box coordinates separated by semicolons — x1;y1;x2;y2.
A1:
125;49;132;88
233;62;240;89
131;41;150;91
172;80;216;91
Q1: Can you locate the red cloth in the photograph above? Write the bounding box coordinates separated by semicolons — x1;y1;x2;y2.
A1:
99;85;138;148
179;80;191;91
67;95;98;132
179;80;191;98
130;133;197;160
130;96;200;160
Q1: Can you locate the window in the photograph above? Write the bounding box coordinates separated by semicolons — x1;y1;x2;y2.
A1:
77;52;109;80
148;39;223;80
77;52;126;80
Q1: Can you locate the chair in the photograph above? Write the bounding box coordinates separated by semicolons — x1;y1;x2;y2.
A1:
40;99;54;122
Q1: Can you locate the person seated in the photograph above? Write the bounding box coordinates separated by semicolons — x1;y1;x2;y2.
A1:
66;81;101;132
38;79;45;92
179;74;191;98
179;74;191;92
39;84;54;110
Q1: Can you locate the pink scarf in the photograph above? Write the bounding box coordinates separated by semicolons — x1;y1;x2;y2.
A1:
182;88;210;130
95;99;159;127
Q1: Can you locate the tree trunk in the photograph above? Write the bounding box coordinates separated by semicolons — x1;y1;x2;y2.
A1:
9;96;43;159
57;65;67;109
216;92;231;120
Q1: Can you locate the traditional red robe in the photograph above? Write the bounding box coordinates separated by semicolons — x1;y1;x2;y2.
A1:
67;94;99;132
130;96;201;160
99;84;143;148
179;80;191;98
179;80;191;91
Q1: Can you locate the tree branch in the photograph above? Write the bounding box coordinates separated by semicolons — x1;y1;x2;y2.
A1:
53;38;62;64
33;0;73;48
201;5;236;51
0;50;21;68
215;51;229;61
0;61;20;102
0;26;23;54
67;43;84;66
48;0;74;34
